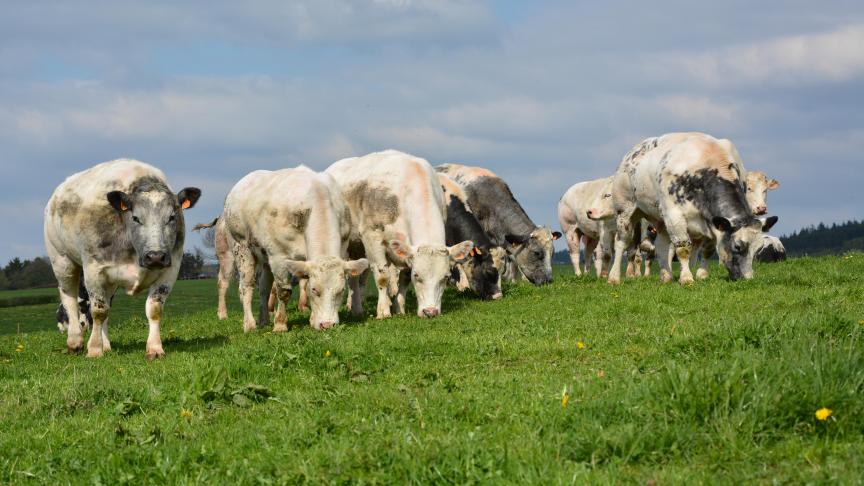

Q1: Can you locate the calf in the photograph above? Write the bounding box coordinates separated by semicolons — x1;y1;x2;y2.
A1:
327;150;473;319
559;177;615;277
222;166;368;332
605;132;773;284
44;159;200;358
439;174;506;300
436;164;561;285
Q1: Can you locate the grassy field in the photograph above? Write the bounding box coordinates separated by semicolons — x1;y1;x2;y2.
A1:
1;255;863;484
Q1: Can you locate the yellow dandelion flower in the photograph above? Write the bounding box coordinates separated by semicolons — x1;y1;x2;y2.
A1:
324;350;332;358
597;369;606;378
815;407;832;421
576;341;585;350
561;387;570;408
859;320;864;325
15;344;24;353
180;408;193;419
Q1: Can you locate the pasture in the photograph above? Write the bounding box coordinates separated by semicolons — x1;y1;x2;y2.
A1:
1;255;863;483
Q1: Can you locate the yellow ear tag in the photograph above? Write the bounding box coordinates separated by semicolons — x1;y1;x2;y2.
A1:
119;201;128;211
181;199;191;209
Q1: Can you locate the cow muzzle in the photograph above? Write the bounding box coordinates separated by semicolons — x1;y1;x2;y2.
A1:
421;307;440;318
141;251;170;269
753;206;767;215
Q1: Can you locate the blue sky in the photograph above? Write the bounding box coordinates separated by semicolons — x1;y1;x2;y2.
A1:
1;0;863;263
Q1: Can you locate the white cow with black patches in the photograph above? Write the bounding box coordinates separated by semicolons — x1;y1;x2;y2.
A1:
44;159;200;359
326;150;473;319
606;132;776;284
222;166;368;332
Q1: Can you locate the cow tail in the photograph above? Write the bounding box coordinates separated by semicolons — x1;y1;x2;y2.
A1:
192;217;219;232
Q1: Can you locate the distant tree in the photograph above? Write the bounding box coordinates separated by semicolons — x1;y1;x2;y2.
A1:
4;257;25;278
0;270;9;290
781;219;864;256
179;248;205;279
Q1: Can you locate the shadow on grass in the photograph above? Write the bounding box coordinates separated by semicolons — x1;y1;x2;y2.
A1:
111;334;230;355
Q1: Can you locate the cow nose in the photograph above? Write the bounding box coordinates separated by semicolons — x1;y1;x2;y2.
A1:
586;209;594;218
143;251;170;268
318;321;335;330
754;206;767;215
421;307;439;318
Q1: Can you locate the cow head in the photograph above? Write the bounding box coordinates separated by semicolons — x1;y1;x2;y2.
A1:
107;181;201;270
387;239;473;317
744;171;780;216
586;179;616;221
504;226;561;285
284;256;369;330
712;215;778;280
460;245;507;300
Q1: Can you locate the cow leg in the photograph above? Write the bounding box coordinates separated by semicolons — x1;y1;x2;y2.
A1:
392;268;410;315
608;212;635;285
664;218;694;284
362;234;392;319
565;227;582;276
643;252;653;277
584;235;598;278
51;255;84;352
633;251;644;277
597;225;613;278
655;230;674;283
348;269;367;316
297;278;309;313
455;264;471;291
233;242;258;333
272;281;292;333
696;242;714;280
258;264;274;327
216;241;235;320
267;284;277;313
142;282;173;360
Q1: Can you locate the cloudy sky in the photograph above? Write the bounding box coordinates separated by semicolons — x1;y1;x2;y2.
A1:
2;0;862;263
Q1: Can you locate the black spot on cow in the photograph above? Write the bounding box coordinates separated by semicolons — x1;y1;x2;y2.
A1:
288;208;311;230
755;244;786;262
667;168;753;225
443;194;499;300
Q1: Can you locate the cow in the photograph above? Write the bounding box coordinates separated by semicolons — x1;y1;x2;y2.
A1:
44;159;200;359
438;173;507;300
435;164;561;285
744;171;780;216
754;235;786;262
558;177;615;277
326;150;474;319
604;132;775;284
221;166;368;332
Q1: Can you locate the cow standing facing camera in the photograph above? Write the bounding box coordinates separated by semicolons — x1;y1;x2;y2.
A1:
44;159;200;359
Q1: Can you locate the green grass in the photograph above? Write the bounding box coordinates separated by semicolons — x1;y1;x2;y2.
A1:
0;287;58;308
1;255;863;484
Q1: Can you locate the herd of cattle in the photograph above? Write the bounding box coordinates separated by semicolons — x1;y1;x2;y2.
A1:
44;131;784;359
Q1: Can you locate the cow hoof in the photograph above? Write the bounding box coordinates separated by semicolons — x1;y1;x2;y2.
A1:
243;321;257;333
87;348;104;358
272;324;288;333
660;270;673;283
375;312;391;320
217;311;228;320
67;342;84;354
607;278;621;285
679;276;695;285
146;349;165;360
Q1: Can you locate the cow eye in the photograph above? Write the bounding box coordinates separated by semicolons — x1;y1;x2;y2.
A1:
132;216;142;224
311;287;321;296
168;214;176;223
533;250;542;258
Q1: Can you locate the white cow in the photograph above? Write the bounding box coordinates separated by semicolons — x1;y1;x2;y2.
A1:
558;177;615;277
44;159;200;359
326;150;473;319
606;132;776;284
222;166;368;332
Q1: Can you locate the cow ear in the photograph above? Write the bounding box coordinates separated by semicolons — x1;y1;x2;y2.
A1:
177;187;201;210
552;231;563;240
761;215;779;232
448;240;474;264
107;191;132;212
284;260;311;279
386;239;414;264
767;179;780;190
343;258;369;277
712;216;733;232
505;234;528;246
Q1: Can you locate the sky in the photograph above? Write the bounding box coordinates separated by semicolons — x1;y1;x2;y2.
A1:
1;0;863;263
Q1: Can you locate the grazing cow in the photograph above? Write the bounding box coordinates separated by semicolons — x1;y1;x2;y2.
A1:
625;220;658;278
44;159;200;358
754;235;786;262
436;164;561;285
745;171;779;216
438;173;507;300
558;177;615;277
605;132;775;284
222;166;368;332
326;150;474;319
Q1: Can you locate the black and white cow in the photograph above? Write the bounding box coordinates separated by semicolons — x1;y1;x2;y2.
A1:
604;133;776;284
327;150;474;319
44;159;200;358
436;164;561;285
438;174;507;300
